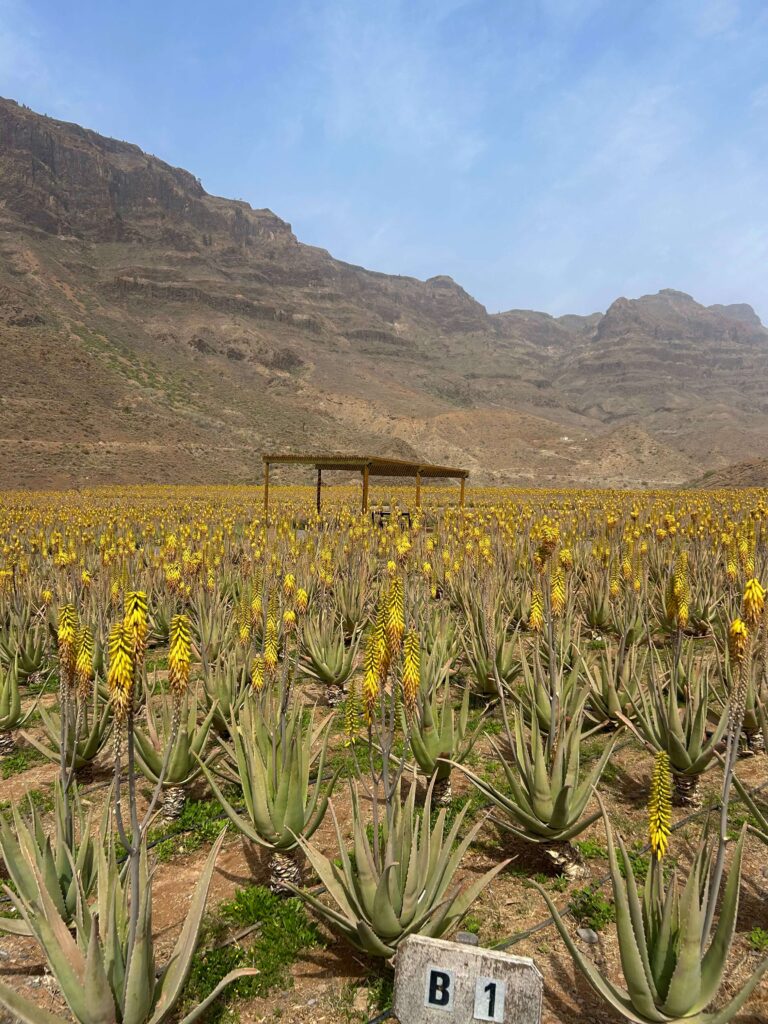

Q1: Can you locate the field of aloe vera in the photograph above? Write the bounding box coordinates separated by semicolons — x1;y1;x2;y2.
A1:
1;484;768;1024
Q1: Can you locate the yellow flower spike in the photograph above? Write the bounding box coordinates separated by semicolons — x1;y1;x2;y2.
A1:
609;563;621;600
362;628;381;724
551;566;566;618
295;587;309;614
57;604;79;684
168;613;192;701
401;631;420;709
238;619;251;647
728;618;749;665
74;625;95;697
251;654;265;692
124;590;148;669
344;678;362;745
283;572;296;598
528;586;544;633
264;616;279;675
648;751;672;860
283;608;297;634
386;576;405;655
558;548;573;572
743;578;766;629
107;620;135;719
250;591;263;628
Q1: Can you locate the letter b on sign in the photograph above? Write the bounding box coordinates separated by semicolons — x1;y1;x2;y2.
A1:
425;966;454;1011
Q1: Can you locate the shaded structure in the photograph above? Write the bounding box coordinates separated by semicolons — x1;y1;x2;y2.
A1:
262;454;468;512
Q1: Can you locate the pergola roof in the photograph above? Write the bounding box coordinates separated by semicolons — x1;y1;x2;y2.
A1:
262;453;469;479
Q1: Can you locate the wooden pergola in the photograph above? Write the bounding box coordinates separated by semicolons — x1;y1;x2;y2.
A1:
262;453;468;512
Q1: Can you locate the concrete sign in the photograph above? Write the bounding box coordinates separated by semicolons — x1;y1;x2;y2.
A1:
393;935;543;1024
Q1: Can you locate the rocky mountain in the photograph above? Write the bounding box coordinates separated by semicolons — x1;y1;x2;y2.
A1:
693;459;768;489
1;96;767;490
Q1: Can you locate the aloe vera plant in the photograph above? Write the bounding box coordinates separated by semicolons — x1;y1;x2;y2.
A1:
22;684;113;770
456;700;616;873
0;781;97;935
622;659;728;807
335;569;369;639
133;690;217;818
537;814;768;1024
198;695;338;890
583;577;612;633
460;598;520;696
0;660;23;754
299;613;359;702
192;593;235;667
422;607;461;674
289;780;509;958
0;615;49;682
513;644;584;735
201;654;248;735
585;638;642;729
0;830;256;1024
400;675;483;803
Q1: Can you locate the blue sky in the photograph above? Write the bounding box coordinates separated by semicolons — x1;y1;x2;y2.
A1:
2;0;767;319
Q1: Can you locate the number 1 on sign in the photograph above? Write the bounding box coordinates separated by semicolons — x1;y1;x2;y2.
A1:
474;976;506;1022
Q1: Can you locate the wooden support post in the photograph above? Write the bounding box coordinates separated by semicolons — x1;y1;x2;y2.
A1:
415;471;421;508
459;476;465;508
316;467;322;514
264;461;270;511
362;464;370;513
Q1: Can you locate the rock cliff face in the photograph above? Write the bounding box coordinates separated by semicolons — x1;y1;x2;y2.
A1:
0;99;291;244
1;96;767;489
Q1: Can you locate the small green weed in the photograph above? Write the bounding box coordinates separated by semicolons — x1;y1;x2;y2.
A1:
576;838;608;860
748;927;768;952
620;842;651;882
569;886;615;931
367;972;394;1013
26;787;55;814
149;798;229;862
182;886;322;1021
581;738;605;761
727;809;762;842
1;746;47;779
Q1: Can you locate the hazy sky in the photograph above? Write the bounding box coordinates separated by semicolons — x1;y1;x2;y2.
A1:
2;0;767;318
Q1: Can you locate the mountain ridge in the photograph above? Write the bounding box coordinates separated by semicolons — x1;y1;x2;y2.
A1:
1;95;766;490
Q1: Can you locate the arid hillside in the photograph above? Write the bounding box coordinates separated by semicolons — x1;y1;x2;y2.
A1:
2;97;767;489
